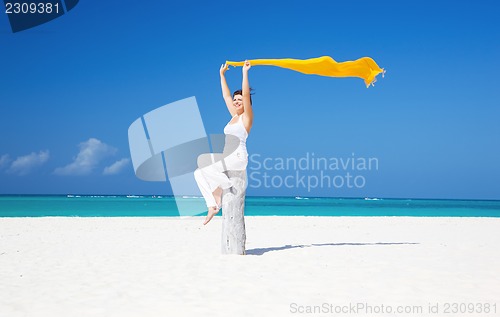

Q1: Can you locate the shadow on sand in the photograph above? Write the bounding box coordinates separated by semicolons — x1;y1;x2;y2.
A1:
246;242;419;256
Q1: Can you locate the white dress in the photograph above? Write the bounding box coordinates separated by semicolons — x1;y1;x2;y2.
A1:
193;114;248;208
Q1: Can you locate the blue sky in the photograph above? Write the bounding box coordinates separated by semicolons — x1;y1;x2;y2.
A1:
0;0;499;199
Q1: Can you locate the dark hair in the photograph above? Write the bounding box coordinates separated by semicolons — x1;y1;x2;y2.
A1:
233;88;254;105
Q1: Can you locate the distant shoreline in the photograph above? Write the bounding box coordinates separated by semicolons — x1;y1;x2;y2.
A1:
0;194;499;202
1;196;499;218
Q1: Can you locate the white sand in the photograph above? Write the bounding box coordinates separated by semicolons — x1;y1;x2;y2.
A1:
1;216;499;317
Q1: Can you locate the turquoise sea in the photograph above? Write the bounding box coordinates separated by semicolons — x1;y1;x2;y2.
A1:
0;195;499;217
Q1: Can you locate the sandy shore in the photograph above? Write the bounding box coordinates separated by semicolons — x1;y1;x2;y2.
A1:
1;216;499;316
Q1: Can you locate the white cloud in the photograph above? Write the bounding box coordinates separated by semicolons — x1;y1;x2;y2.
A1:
103;158;131;175
54;138;117;176
0;154;11;169
7;150;49;175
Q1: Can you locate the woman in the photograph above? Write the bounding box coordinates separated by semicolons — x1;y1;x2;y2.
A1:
194;60;253;225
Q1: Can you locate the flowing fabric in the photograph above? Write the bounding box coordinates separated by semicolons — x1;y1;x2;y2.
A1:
226;56;385;87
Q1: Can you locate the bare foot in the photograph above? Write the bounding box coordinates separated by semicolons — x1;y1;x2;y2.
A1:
213;187;222;208
203;206;220;225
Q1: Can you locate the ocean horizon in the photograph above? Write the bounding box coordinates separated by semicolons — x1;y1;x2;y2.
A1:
0;195;499;218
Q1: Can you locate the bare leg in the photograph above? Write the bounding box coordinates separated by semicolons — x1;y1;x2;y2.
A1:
213;186;222;208
203;206;220;225
203;187;222;225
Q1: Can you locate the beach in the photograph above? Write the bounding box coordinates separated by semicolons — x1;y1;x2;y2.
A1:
1;216;499;316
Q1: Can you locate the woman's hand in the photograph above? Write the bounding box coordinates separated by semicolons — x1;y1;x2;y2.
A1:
220;63;229;76
242;60;251;73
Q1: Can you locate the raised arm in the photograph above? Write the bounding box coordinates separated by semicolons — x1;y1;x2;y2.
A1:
241;60;254;131
220;63;236;116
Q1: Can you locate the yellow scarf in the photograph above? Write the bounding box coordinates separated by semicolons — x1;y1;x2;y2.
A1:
226;56;385;88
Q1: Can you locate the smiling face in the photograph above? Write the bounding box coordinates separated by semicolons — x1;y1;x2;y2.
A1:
232;89;252;114
232;94;243;110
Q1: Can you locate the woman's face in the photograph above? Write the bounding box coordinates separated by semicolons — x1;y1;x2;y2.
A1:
233;94;243;110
